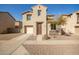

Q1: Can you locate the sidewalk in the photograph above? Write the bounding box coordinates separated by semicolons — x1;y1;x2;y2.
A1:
0;34;30;55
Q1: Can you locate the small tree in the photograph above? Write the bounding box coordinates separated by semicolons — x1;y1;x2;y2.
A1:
57;16;66;25
57;16;67;35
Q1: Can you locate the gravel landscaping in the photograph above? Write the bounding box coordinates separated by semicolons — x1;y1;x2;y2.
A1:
47;35;79;40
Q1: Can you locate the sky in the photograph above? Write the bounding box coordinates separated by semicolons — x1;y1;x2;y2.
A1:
0;4;79;21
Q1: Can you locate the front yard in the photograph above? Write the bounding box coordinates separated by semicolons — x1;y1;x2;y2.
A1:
23;34;79;55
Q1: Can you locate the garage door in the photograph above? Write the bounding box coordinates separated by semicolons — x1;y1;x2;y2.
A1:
24;26;33;34
75;26;79;34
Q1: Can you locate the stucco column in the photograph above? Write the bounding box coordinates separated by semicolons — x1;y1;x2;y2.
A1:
37;35;42;41
46;19;48;40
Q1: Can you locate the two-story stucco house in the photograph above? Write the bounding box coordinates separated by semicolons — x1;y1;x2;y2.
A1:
22;5;56;39
22;5;48;37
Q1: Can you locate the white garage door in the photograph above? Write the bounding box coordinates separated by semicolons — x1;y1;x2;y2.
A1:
27;27;33;34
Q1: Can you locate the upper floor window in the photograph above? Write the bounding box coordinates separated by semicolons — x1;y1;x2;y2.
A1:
27;15;32;20
38;10;41;16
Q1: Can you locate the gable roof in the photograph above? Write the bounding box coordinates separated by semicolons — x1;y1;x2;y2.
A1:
22;11;33;15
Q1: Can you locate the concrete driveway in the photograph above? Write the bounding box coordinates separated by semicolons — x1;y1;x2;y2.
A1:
0;33;23;40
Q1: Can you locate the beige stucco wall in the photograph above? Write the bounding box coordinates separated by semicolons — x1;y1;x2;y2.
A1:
47;23;51;36
22;12;33;33
69;13;77;34
32;5;47;36
0;12;15;33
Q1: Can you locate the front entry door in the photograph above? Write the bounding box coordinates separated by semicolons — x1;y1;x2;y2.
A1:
37;23;42;35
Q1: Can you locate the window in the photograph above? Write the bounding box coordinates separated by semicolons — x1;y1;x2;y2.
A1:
27;15;32;20
51;24;56;30
77;13;79;23
38;10;41;16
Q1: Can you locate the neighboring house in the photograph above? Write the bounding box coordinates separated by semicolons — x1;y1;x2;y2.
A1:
60;11;79;35
0;12;16;34
15;21;22;33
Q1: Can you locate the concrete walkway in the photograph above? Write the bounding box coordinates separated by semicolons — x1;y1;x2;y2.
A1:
0;34;30;55
12;45;30;55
